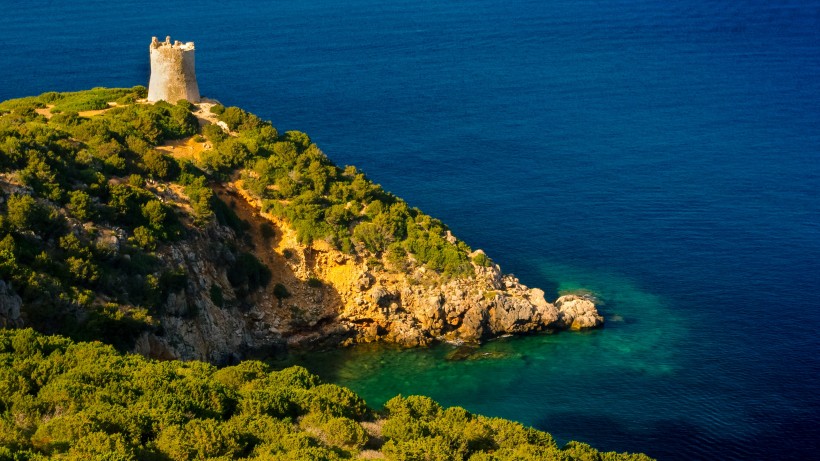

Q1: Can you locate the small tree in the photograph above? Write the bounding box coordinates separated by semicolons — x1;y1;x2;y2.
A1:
141;200;167;231
143;150;177;179
273;283;290;300
5;194;46;232
68;190;94;221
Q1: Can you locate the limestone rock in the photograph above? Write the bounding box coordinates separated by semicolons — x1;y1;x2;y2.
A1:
371;285;392;308
386;318;429;347
554;295;604;330
356;272;374;290
0;280;23;328
488;297;534;333
460;307;488;340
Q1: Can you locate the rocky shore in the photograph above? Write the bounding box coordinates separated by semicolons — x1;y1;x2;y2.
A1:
133;181;604;363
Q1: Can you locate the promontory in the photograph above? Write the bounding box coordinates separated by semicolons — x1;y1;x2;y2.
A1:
0;86;603;363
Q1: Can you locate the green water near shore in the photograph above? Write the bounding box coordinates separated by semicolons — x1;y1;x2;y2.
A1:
280;261;689;435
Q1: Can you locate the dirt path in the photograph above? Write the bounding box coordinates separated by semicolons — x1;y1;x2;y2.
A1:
156;136;209;162
77;104;116;117
34;105;54;119
155;99;223;162
191;99;221;127
34;102;118;119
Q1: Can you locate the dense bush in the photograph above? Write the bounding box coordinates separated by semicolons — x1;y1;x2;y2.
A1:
0;88;207;347
0;330;653;461
228;252;272;292
229;124;476;276
380;395;655;461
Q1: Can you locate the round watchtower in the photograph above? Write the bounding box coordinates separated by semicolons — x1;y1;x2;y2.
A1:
147;36;201;103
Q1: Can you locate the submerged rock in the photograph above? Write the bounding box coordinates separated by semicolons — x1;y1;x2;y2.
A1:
445;344;510;361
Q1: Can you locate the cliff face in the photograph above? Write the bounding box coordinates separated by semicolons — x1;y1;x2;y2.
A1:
0;280;23;328
134;180;602;363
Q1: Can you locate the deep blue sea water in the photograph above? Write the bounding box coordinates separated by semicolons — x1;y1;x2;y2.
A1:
2;1;819;459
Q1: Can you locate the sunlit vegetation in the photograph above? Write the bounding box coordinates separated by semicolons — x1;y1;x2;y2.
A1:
0;88;266;349
0;329;654;461
199;104;476;277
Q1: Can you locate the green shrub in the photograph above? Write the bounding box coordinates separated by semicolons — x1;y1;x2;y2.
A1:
142;150;178;179
385;395;442;421
212;360;271;390
183;175;215;225
239;388;299;419
301;412;368;451
47;87;141;113
273;283;290;300
382;436;455;461
68;190;94;221
264;366;320;390
176;99;195;111
5;194;44;232
472;252;491;267
155;419;244;461
202;123;226;143
228;252;271;291
307;277;322;288
209;283;224;307
67;431;137;461
303;384;368;420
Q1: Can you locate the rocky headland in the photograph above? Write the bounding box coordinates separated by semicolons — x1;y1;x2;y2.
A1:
134;178;603;363
0;87;604;364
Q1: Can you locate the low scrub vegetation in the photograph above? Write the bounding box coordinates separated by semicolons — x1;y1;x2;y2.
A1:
0;329;653;461
0;88;245;348
201;104;475;277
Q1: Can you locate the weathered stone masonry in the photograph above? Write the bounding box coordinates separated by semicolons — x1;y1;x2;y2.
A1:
147;36;200;103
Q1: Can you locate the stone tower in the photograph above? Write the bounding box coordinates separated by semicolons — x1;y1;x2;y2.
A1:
147;36;200;103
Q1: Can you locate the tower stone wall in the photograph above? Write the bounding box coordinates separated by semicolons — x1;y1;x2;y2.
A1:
147;36;200;103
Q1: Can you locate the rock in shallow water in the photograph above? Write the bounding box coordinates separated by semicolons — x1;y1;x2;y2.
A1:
554;295;605;330
445;344;510;361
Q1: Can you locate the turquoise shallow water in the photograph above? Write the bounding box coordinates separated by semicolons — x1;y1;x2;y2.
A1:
283;260;690;452
2;0;819;459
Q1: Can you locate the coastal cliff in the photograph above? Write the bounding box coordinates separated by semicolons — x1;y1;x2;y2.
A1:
135;179;602;362
0;87;602;363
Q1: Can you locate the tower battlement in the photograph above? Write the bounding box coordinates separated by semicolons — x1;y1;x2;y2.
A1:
147;36;200;103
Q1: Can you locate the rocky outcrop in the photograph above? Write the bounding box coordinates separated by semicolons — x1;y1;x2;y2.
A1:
132;182;603;362
134;222;296;364
0;280;23;328
334;263;562;347
554;295;604;330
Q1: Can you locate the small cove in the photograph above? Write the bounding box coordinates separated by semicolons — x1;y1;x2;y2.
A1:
1;0;818;458
280;259;689;457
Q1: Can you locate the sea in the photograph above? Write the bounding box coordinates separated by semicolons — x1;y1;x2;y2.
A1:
1;1;818;459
